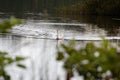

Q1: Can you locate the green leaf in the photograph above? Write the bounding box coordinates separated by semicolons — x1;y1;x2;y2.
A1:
15;57;25;61
3;74;10;80
17;64;26;69
57;52;64;60
0;16;23;33
10;16;24;26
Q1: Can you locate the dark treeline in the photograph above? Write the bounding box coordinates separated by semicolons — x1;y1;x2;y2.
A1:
0;0;80;14
58;0;120;16
1;0;119;17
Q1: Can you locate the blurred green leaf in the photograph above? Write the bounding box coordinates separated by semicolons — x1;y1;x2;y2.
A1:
10;16;24;26
17;64;26;69
57;39;120;80
0;16;23;33
57;52;64;60
15;57;25;61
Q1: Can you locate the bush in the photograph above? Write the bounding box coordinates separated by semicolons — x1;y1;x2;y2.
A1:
0;52;26;80
0;17;25;80
0;17;23;33
57;40;120;80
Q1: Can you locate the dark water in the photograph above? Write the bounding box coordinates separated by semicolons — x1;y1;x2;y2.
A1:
0;1;120;80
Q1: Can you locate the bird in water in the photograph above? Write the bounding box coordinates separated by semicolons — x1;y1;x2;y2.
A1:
56;30;63;40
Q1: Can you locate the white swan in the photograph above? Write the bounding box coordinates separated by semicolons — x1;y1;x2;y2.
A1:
56;30;63;40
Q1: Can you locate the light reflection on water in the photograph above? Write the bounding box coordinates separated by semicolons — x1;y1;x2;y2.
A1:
0;35;67;80
0;33;89;80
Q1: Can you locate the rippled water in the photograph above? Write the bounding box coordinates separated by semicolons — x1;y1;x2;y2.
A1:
11;19;120;40
11;20;105;40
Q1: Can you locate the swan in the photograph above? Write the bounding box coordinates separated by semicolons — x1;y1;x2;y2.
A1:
56;30;63;40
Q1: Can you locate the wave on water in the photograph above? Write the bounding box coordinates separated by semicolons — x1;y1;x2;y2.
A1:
11;21;120;41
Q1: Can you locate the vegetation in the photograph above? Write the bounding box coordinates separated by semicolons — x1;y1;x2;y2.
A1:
0;17;23;33
57;0;120;16
57;40;120;80
0;52;26;80
0;17;25;80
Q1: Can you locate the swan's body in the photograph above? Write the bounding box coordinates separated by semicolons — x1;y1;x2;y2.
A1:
56;30;63;40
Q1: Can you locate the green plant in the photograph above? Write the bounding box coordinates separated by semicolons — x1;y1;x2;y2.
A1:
0;17;25;80
57;40;120;80
0;52;26;80
0;16;24;33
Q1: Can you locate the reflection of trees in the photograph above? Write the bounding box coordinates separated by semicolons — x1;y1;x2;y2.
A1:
97;24;119;36
60;15;120;36
92;17;119;36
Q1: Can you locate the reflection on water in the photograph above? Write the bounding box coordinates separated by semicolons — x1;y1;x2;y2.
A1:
0;35;65;80
59;15;120;36
0;34;89;80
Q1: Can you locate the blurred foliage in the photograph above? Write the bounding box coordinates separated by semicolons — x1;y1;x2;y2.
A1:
0;16;24;33
0;52;26;80
0;17;25;80
57;0;120;16
57;40;120;80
